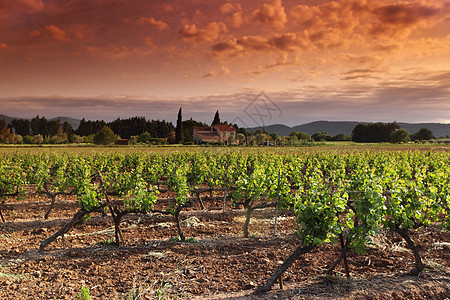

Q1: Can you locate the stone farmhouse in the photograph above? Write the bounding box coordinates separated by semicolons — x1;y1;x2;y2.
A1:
193;124;236;144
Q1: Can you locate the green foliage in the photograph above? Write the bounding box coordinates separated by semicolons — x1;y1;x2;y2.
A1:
352;122;400;143
1;150;448;262
137;131;152;144
311;131;331;141
23;135;34;144
93;126;118;145
97;237;115;245
269;132;280;141
390;128;410;143
77;286;91;300
411;128;434;141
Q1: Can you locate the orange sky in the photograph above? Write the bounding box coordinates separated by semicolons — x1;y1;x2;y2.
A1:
0;0;449;126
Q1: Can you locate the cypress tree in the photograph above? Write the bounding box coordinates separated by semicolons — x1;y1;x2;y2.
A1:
211;110;221;126
175;108;184;143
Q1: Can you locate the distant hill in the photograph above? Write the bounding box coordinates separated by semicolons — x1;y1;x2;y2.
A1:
0;114;15;125
248;121;450;138
0;114;81;130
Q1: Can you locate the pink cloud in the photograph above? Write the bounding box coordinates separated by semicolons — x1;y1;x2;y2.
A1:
211;35;272;57
220;3;244;28
0;42;8;49
179;22;227;43
44;25;70;42
238;36;271;51
220;3;237;14
229;12;244;28
252;0;287;29
271;32;310;51
138;17;168;30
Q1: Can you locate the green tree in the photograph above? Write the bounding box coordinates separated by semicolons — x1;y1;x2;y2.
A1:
211;110;221;126
296;132;311;141
14;134;23;144
352;122;400;143
236;133;246;145
390;128;410;143
50;126;68;144
269;132;279;145
62;121;73;135
332;133;351;141
175;108;184;143
23;135;34;144
10;118;31;136
269;132;279;139
138;131;152;143
69;134;84;144
182;119;206;142
93;126;118;145
234;124;249;136
411;128;434;141
312;131;331;141
255;132;269;145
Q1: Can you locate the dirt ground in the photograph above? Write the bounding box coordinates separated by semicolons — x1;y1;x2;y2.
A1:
0;194;449;299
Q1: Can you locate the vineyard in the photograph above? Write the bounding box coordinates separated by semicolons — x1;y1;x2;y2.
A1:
0;149;449;299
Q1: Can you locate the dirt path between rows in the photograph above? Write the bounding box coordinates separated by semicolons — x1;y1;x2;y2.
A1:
0;196;449;299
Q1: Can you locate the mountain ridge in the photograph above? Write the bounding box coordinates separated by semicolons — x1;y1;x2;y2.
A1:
248;121;450;138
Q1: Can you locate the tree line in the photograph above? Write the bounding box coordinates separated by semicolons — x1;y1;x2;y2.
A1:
0;113;441;145
351;122;435;143
1;115;176;145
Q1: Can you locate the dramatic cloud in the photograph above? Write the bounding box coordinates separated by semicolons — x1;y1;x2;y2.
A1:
252;0;287;29
220;3;244;28
370;1;446;38
0;0;449;125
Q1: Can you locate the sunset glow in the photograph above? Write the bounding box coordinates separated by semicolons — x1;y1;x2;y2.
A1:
1;0;449;126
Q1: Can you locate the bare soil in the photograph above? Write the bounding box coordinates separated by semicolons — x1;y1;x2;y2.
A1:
0;195;449;299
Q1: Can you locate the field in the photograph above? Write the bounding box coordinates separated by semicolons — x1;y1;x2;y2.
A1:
0;145;449;299
0;142;449;155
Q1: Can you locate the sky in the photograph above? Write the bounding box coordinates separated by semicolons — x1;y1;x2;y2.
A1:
0;0;449;127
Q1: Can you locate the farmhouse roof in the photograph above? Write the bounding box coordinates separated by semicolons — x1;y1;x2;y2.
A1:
214;124;235;132
194;126;212;131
